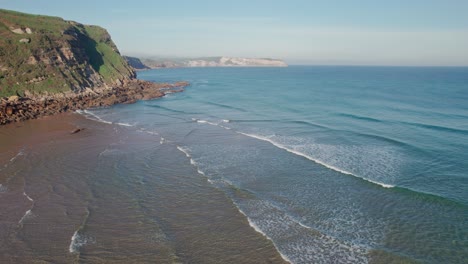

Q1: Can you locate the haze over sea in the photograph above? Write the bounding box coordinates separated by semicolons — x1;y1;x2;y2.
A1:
80;66;468;263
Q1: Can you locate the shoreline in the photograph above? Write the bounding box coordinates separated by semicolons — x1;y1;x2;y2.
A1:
0;79;189;125
0;113;287;263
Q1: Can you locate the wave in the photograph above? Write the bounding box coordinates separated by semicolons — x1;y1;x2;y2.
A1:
10;150;25;162
115;122;135;127
138;128;159;136
69;230;91;253
228;119;277;124
282;120;330;130
232;197;368;263
337;113;383;123
339;112;468;135
192;118;232;130
236;207;292;264
203;101;248;113
76;110;112;125
354;132;414;149
176;145;210;181
146;104;197;115
69;209;91;254
23;191;34;202
192;118;219;126
77;110;137;127
18;209;33;225
2;149;25;171
402;121;468;135
18;191;35;225
176;146;191;158
237;132;394;189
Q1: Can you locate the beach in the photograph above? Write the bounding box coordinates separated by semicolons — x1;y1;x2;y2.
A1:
0;113;286;263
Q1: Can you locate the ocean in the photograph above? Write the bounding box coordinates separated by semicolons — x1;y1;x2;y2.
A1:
2;66;467;263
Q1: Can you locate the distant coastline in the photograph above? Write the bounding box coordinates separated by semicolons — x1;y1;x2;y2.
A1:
124;56;288;70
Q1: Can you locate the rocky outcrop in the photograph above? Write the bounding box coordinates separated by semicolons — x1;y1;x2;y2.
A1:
0;9;192;125
0;80;189;125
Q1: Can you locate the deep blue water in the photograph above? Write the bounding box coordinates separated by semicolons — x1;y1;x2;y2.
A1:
84;66;468;263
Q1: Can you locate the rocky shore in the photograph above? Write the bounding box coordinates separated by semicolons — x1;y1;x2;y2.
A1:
0;80;189;125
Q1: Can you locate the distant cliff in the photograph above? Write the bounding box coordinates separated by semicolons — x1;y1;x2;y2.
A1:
125;56;288;69
0;9;136;97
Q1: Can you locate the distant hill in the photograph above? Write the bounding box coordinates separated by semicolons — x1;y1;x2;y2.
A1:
0;9;135;97
125;56;288;69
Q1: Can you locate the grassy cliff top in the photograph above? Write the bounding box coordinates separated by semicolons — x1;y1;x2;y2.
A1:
0;9;134;97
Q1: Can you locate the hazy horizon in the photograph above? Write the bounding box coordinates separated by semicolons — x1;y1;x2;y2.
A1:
1;0;468;66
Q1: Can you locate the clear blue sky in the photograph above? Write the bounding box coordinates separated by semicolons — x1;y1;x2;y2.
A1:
1;0;468;65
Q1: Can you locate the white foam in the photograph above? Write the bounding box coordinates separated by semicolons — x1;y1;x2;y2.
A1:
193;118;234;130
23;192;34;202
238;132;395;189
77;110;112;124
69;230;94;253
190;159;197;166
9;150;24;162
115;122;134;127
69;230;80;253
196;119;218;126
176;146;191;158
18;209;33;225
160;137;165;144
236;208;293;264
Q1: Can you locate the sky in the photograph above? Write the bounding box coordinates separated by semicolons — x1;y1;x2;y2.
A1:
1;0;468;66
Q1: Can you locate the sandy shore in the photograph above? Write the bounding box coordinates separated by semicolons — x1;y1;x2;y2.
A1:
0;113;287;263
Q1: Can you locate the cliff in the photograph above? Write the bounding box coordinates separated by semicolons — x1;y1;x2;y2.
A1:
0;9;136;97
125;56;288;69
0;9;189;125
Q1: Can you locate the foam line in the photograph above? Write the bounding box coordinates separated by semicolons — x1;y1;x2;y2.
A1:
238;132;394;189
176;146;191;158
69;231;81;253
18;209;33;225
76;110;112;124
23;192;34;202
115;122;134;127
192;118;232;130
236;207;292;263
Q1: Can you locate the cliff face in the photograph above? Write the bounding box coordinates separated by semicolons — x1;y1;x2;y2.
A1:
0;9;136;97
125;56;288;69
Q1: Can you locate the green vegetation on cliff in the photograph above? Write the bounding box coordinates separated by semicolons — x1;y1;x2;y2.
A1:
0;9;135;97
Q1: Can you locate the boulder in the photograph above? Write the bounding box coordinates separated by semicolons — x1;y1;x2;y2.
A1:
11;28;24;34
8;95;19;102
19;38;31;43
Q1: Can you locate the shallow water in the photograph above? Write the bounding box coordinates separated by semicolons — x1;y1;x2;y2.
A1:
0;115;284;263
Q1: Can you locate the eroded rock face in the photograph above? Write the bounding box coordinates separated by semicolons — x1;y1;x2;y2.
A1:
0;80;189;125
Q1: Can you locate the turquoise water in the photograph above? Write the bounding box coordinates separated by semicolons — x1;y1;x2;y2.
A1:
86;66;468;263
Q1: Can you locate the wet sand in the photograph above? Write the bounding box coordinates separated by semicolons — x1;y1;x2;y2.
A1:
0;113;286;263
